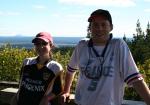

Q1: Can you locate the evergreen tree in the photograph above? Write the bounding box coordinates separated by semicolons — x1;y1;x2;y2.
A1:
136;19;143;36
144;22;150;61
130;20;145;64
129;20;150;64
123;33;127;42
145;22;150;42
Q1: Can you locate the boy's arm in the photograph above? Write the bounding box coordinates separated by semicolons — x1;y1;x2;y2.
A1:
64;71;76;94
132;80;150;105
61;71;76;104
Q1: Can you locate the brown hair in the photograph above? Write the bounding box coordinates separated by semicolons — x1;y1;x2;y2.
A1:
87;9;112;38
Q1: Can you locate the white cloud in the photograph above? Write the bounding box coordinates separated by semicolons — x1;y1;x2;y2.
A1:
7;12;20;16
51;11;87;21
52;14;60;17
0;11;20;16
66;14;86;18
59;0;136;7
0;27;7;30
144;8;150;12
33;5;46;9
144;0;150;2
0;11;2;15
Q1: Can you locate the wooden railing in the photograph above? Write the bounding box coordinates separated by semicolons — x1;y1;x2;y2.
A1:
0;81;146;105
0;81;18;88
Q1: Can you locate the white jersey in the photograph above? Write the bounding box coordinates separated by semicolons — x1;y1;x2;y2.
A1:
67;38;143;105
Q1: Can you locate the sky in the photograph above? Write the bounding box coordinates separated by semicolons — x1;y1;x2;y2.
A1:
0;0;150;38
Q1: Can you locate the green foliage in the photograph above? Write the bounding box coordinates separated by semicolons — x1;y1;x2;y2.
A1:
138;59;150;86
124;87;142;101
121;20;150;101
127;20;150;64
52;47;78;93
0;45;75;82
124;60;150;101
0;44;35;81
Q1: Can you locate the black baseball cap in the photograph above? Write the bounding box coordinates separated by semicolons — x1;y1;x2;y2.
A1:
88;9;112;25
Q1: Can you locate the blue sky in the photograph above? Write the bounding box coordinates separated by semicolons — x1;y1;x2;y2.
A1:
0;0;150;38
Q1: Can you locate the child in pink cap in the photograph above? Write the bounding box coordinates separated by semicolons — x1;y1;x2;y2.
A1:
11;32;63;105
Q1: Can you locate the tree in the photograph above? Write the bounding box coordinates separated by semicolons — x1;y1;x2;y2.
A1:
145;22;150;42
130;20;146;64
123;33;127;42
129;20;150;64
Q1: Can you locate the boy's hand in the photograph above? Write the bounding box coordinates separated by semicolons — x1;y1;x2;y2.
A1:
60;92;70;105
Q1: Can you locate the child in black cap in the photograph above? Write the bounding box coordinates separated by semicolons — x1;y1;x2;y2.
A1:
61;9;150;105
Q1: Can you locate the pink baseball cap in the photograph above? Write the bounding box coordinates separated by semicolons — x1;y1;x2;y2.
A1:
32;32;53;44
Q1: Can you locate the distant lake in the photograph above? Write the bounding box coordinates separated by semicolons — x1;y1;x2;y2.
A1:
0;36;131;49
0;36;84;49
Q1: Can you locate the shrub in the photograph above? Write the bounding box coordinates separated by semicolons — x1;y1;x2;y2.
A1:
0;44;150;101
0;44;35;81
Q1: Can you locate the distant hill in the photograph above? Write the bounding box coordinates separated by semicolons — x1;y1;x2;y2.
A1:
0;36;84;49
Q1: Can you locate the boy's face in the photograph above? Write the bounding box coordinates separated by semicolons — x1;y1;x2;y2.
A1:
90;15;113;39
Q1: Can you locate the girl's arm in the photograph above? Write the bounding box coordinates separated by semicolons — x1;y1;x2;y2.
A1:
39;71;64;105
39;93;56;105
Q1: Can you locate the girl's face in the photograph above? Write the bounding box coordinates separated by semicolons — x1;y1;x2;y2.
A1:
90;16;113;40
34;39;52;57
